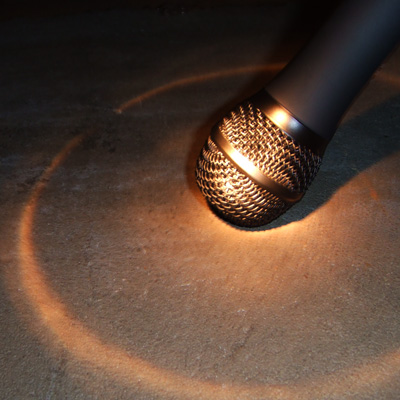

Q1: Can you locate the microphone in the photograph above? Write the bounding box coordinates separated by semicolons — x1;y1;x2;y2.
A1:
195;0;400;228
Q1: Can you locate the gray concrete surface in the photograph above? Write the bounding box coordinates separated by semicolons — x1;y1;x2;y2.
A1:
1;3;400;400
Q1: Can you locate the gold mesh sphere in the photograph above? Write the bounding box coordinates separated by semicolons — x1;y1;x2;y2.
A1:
195;100;322;227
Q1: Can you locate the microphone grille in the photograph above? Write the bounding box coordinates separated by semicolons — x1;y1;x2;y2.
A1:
195;100;322;227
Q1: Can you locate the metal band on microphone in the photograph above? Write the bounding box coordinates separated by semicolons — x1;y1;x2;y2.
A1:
250;90;329;155
211;125;303;204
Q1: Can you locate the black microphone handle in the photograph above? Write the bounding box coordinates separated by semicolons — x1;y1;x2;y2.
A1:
266;0;400;141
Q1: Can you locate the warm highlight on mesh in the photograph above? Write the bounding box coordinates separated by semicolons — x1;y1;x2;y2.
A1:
195;101;322;227
196;138;288;227
220;101;321;192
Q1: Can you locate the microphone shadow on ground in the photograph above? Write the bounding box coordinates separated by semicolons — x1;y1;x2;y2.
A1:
186;92;400;231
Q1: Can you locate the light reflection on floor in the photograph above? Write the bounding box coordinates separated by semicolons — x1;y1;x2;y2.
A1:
16;66;400;399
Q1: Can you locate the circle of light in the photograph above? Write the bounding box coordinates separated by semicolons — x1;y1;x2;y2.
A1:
17;65;400;400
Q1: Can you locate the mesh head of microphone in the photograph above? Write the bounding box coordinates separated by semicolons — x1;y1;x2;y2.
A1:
195;100;322;227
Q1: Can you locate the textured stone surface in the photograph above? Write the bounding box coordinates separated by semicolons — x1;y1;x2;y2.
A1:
1;4;400;400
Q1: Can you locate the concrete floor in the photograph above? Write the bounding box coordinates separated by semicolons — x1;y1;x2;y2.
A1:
1;3;400;400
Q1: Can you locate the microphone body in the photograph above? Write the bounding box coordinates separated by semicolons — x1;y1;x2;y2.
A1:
196;0;400;227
